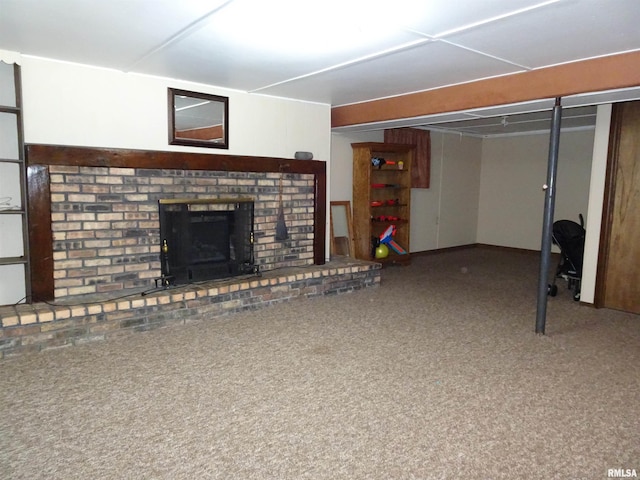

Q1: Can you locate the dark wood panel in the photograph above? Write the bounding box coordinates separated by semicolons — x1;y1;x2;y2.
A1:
313;170;326;266
26;165;54;302
596;101;640;313
384;128;429;188
594;105;622;308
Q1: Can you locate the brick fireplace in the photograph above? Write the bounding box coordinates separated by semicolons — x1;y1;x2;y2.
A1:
47;165;313;298
26;145;328;302
0;145;381;357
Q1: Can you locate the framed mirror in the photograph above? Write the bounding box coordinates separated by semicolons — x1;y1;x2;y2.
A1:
168;88;229;149
330;201;355;258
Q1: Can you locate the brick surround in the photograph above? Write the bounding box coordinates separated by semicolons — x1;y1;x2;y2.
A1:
49;165;314;298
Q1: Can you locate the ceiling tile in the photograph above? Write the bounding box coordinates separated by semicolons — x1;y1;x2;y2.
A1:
402;0;562;36
259;41;524;104
445;0;640;69
0;0;231;69
133;3;427;93
2;0;639;134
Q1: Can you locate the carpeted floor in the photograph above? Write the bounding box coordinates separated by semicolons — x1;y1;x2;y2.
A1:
1;248;638;479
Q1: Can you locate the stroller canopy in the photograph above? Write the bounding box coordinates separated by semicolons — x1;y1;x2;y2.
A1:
552;219;585;275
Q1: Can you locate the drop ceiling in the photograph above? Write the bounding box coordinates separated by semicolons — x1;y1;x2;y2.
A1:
1;0;640;135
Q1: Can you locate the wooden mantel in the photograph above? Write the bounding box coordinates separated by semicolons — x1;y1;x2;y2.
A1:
25;144;327;302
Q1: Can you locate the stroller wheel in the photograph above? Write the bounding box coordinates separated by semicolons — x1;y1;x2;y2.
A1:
548;284;558;297
573;286;581;301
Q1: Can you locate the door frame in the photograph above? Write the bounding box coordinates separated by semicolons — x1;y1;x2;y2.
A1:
594;102;633;309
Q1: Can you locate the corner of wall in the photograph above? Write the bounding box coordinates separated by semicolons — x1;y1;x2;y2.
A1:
580;103;612;304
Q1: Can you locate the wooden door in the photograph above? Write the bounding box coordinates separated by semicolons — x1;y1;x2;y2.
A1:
597;101;640;313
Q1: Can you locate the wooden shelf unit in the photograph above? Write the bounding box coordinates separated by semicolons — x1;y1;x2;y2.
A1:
351;142;414;265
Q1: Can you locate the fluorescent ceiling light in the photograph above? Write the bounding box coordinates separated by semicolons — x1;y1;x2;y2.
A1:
214;0;429;55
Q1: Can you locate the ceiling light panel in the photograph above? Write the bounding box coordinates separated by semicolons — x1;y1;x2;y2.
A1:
132;0;428;92
215;0;431;55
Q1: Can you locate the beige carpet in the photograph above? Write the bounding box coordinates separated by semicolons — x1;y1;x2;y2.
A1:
1;248;638;479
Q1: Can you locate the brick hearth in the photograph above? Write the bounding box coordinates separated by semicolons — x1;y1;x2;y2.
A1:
0;258;380;358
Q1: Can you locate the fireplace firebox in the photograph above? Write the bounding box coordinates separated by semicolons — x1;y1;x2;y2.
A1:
158;198;257;286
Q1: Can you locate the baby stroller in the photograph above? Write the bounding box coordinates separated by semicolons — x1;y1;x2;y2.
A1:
548;214;585;301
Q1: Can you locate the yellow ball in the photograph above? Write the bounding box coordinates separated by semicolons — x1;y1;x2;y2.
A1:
375;244;389;259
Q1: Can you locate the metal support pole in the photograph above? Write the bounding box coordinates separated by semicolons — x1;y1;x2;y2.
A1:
536;97;562;334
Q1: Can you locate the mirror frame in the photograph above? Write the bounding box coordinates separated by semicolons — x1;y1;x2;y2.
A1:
168;88;229;149
330;201;355;258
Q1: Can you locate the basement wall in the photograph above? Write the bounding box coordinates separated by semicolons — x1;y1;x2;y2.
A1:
332;128;595;254
477;129;595;251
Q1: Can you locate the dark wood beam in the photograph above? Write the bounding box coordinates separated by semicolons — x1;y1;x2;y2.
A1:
26;165;53;302
26;144;325;175
332;50;640;128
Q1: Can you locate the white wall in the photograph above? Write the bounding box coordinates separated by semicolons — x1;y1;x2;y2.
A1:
581;104;612;303
20;56;331;160
477;129;595;251
410;140;441;252
330;130;382;203
408;132;482;251
430;132;482;250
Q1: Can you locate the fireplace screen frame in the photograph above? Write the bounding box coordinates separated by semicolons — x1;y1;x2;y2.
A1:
158;197;257;285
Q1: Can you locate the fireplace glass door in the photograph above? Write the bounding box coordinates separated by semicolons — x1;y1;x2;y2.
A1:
159;198;255;285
